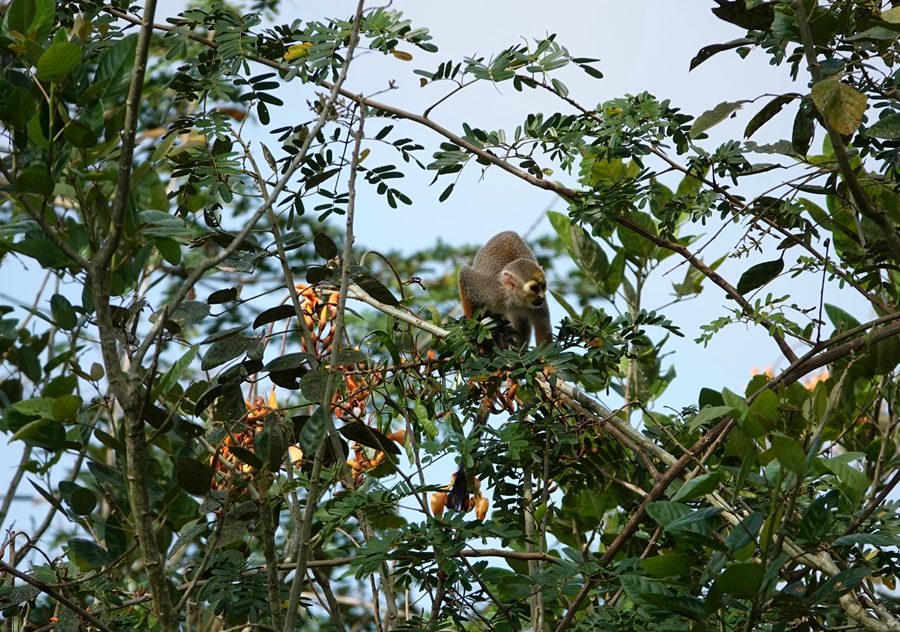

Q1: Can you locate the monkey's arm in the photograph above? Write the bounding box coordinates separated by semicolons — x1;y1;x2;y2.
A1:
532;304;553;346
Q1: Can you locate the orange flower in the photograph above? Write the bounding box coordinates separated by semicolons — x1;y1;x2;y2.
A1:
431;491;447;518
245;389;278;423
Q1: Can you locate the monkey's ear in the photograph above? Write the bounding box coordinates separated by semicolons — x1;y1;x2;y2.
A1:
500;270;519;290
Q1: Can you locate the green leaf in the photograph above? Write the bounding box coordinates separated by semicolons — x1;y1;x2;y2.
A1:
335;349;368;366
169;522;209;560
338;423;401;455
646;501;691;527
253;305;297;329
639;593;707;620
265;352;314;373
866;113;900;139
744;94;799;138
63;121;98;148
717;562;764;597
688;405;732;432
799;493;835;542
665;506;723;533
6;0;36;34
94;35;137;104
811;78;867;137
832;533;900;547
299;369;326;403
67;538;115;569
690;100;748;139
770;433;807;475
736;257;784;295
792;100;816;156
672;471;723;502
725;512;764;554
50;294;77;330
748;389;778;431
176;457;213;496
641;554;690;578
30;0;53;39
820;456;869;504
617;211;658;259
824;303;860;331
415;397;438;438
355;273;400;306
103;514;128;560
314;232;338;259
51;394;82;421
9;418;47;443
168;300;210;325
67;486;97;516
201;335;252;371
572;227;608;287
690;38;754;71
547;211;574;249
228;446;263;470
155;238;182;265
551;78;568;98
5;87;37;128
812;567;870;603
36;42;82;83
298;405;327;455
207;287;239;304
29;478;67;516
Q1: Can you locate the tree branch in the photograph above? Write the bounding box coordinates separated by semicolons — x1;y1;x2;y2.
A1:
94;0;158;269
789;0;900;264
0;561;114;632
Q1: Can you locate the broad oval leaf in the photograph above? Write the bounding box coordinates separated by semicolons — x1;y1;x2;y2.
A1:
717;562;764;597
867;112;900;139
671;470;723;502
770;432;808;475
67;537;115;569
338;422;402;455
201;335;252;371
176;457;213;496
745;94;799;139
37;42;82;83
50;293;77;330
355;273;400;307
811;78;867;137
254;304;297;329
314;232;338;259
67;486;97;516
297;405;327;455
736;257;784;295
640;554;690;578
63;120;98;148
690;100;747;139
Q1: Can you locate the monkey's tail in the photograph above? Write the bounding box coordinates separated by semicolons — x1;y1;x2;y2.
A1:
445;466;469;511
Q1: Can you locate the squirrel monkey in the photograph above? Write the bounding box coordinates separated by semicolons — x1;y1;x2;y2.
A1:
457;231;552;346
449;232;552;512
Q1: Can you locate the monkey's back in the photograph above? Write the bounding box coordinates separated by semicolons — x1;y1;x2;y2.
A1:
471;231;536;278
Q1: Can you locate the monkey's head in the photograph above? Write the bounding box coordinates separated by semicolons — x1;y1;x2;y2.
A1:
501;259;547;309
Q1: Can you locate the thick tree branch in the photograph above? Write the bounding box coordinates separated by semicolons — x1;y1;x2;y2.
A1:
0;561;114;632
284;4;368;630
95;0;158;269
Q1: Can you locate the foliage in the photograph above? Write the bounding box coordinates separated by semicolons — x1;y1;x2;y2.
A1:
0;2;900;632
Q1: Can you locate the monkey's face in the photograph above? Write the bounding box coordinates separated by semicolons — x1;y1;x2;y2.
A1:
522;277;547;308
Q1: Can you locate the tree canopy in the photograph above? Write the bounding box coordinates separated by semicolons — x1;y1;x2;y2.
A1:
1;1;900;632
